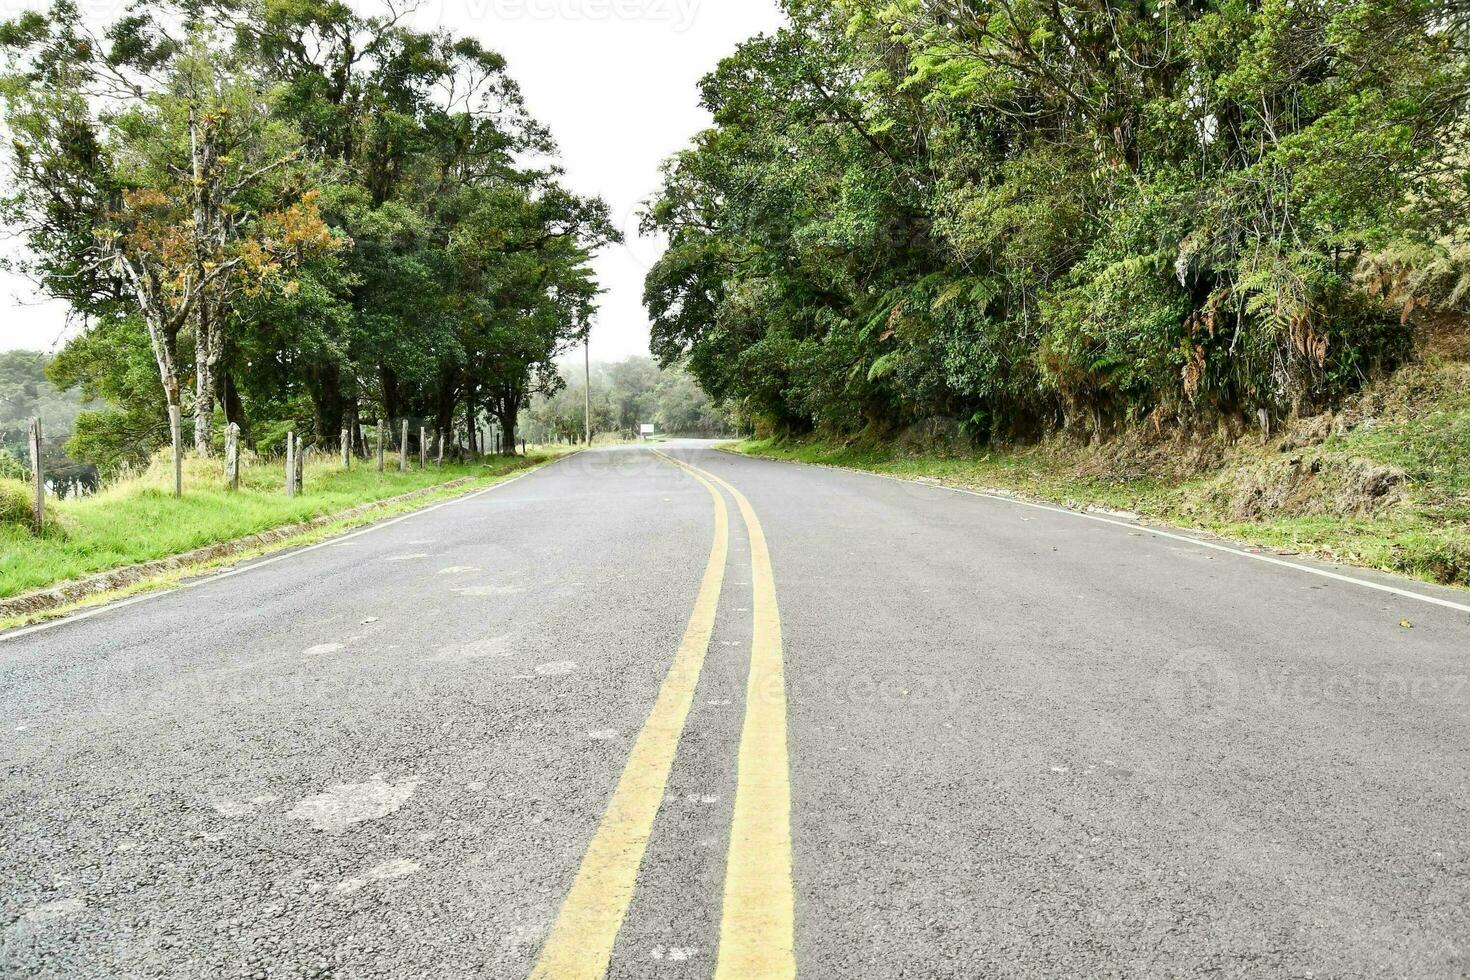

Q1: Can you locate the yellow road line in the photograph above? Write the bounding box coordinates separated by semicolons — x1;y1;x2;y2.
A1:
529;460;729;980
658;451;796;980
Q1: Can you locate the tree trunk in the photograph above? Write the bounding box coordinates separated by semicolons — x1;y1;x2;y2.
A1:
222;370;250;447
490;386;522;456
189;109;221;459
309;361;345;449
141;312;185;497
464;384;479;457
346;390;362;459
434;369;459;446
380;363;402;425
193;298;222;456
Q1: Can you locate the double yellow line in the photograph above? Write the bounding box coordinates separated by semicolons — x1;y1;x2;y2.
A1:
530;452;795;979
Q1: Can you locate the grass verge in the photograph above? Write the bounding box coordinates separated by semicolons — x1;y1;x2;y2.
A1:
731;359;1470;591
1;449;565;605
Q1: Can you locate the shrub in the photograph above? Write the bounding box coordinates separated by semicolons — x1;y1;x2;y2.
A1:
0;478;38;529
0;451;27;482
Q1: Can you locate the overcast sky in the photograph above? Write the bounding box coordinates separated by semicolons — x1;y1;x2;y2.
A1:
0;0;786;359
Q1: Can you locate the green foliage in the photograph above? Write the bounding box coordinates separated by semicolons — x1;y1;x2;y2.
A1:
643;0;1469;439
0;478;33;527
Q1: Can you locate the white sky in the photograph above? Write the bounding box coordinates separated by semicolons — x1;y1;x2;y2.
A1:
0;0;786;359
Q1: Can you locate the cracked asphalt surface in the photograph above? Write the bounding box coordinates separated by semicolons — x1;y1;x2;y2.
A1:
3;442;1469;978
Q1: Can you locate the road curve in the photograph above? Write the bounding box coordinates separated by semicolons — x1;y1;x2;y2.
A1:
3;442;1468;979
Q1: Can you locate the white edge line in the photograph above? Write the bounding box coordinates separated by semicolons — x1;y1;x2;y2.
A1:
1;454;575;643
719;449;1470;616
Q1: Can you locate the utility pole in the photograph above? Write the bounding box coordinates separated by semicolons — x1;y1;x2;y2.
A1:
584;335;592;446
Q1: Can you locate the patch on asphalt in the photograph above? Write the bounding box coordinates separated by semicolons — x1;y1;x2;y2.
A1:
14;898;86;929
650;946;699;962
207;793;279;817
332;858;421;894
437;635;513;661
437;566;481;575
304;643;345;656
384;553;431;562
286;774;420;832
455;584;526;597
535;660;577;676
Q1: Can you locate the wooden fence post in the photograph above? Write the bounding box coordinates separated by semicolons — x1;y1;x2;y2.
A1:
341;428;351;470
296;440;306;495
168;403;183;498
376;419;385;472
419;426;427;470
399;420;409;472
225;423;240;491
28;417;44;532
286;431;296;498
436;429;444;467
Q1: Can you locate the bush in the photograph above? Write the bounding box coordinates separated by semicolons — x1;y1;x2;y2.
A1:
0;478;38;529
0;477;68;537
0;450;27;481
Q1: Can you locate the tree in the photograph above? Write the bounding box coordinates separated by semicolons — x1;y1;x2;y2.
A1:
643;0;1470;440
2;2;338;486
2;0;616;477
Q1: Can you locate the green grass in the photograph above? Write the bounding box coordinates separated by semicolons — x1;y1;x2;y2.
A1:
732;361;1470;590
0;449;559;600
733;436;1177;511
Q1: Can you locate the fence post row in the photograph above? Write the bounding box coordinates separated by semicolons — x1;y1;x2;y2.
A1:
28;417;44;532
225;423;240;491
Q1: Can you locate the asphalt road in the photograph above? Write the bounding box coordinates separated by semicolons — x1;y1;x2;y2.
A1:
3;442;1469;979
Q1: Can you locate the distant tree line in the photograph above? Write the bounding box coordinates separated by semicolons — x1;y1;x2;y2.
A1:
643;0;1470;441
525;356;732;442
0;350;85;484
1;0;618;476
